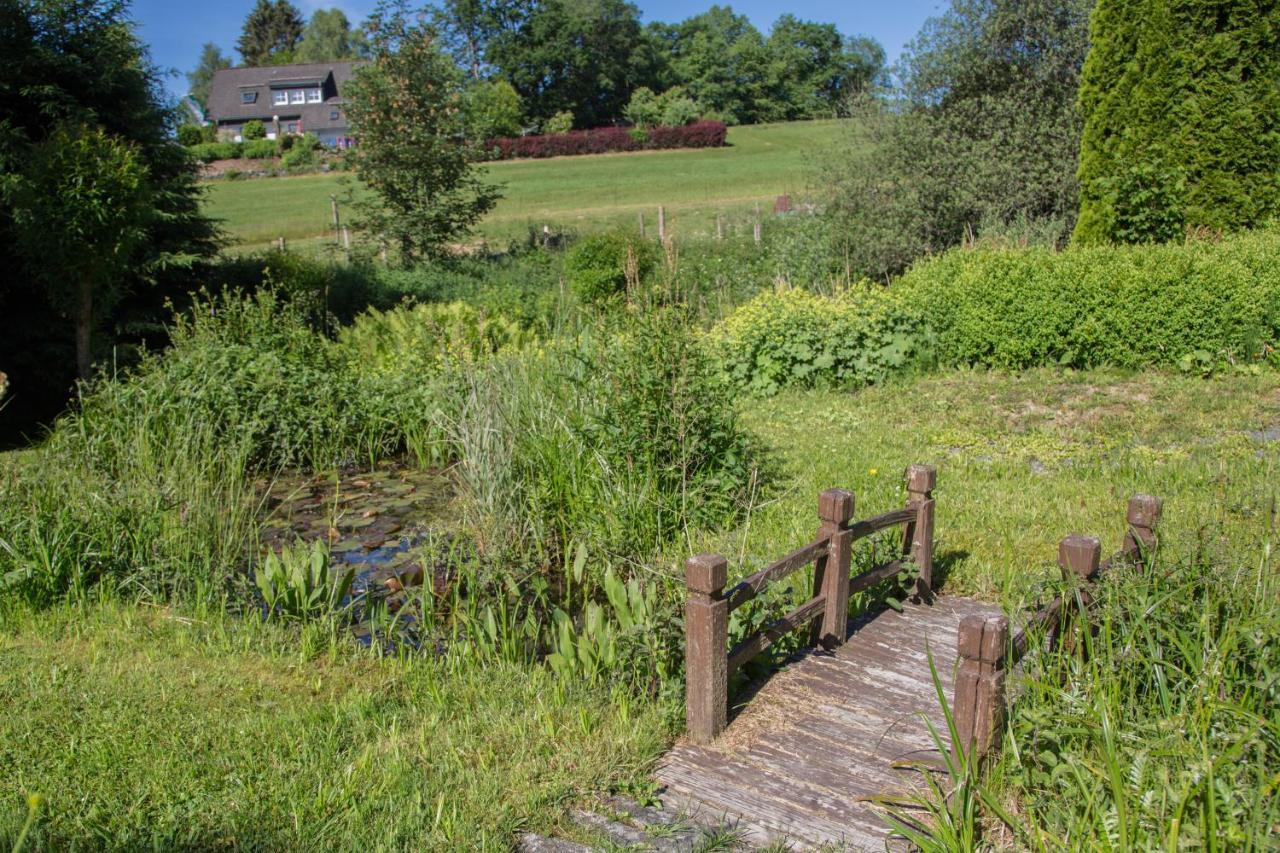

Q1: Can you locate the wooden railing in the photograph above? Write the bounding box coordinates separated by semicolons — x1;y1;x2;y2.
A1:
684;464;937;744
951;495;1164;760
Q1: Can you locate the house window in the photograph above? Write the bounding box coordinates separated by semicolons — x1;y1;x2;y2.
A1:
330;110;340;121
241;91;258;104
286;122;298;134
273;90;288;105
290;89;305;104
307;88;322;103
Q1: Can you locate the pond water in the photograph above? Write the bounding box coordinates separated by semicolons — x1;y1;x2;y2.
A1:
256;461;457;646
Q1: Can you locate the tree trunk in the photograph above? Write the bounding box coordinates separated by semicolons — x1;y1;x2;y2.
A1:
75;274;92;381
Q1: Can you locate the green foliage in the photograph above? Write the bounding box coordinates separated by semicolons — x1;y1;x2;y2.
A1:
820;0;1091;280
242;138;278;159
4;123;152;379
188;141;244;162
1075;0;1280;243
709;286;931;395
624;86;700;128
255;540;355;621
543;110;574;135
236;0;303;65
1105;162;1185;245
186;41;230;106
345;6;501;261
294;7;367;63
280;139;318;171
623;86;662;128
896;229;1280;370
176;124;208;146
462;78;524;143
564;230;658;304
339;301;534;375
241;119;266;140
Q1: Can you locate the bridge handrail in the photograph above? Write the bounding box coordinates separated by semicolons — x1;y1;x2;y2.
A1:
683;464;937;744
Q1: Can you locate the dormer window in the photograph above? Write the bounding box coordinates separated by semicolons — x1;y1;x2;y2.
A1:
290;89;305;104
241;91;258;104
307;88;322;103
330;110;340;121
273;90;288;105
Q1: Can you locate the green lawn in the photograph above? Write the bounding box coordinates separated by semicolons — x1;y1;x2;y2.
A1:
4;367;1276;849
202;120;845;252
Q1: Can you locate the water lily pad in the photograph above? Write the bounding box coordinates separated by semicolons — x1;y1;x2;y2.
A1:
332;538;365;552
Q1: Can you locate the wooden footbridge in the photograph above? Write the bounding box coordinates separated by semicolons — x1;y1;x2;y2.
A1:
650;466;1162;849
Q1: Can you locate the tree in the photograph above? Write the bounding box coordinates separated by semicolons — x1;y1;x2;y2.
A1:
1074;0;1280;243
0;0;218;431
187;42;230;107
764;17;885;120
295;8;368;62
486;0;658;128
6;125;150;380
431;0;533;80
344;2;501;260
462;78;523;141
820;0;1092;279
237;0;304;66
653;7;775;124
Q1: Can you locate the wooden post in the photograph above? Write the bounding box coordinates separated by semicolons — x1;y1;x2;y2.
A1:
715;213;724;240
658;205;666;241
638;211;645;238
1122;494;1162;571
330;195;340;231
952;614;1009;762
685;553;728;744
276;236;286;251
342;226;351;254
1058;534;1101;657
814;489;854;649
753;202;762;244
904;464;936;599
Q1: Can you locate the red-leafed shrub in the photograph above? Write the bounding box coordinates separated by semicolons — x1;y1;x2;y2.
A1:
488;120;727;160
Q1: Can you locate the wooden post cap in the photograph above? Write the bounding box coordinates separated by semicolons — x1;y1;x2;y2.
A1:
907;464;937;494
1127;495;1163;528
1058;535;1101;579
686;554;727;595
819;488;855;525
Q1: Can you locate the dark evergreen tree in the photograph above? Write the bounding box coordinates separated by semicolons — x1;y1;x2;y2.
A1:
1075;0;1280;242
236;0;304;66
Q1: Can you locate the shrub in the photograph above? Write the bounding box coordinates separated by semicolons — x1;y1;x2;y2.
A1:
241;138;278;159
176;124;206;146
281;142;318;172
339;302;534;376
564;231;659;304
623;87;661;128
659;93;699;127
241;119;266;140
489;120;726;160
895;229;1280;370
709;286;931;395
543;110;574;135
188;141;242;163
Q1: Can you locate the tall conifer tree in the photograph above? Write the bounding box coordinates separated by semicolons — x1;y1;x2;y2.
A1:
1075;0;1280;243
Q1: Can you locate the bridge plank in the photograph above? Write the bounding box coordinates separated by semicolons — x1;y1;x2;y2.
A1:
655;596;1003;850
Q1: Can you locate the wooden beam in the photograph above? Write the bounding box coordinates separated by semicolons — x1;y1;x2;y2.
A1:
686;554;728;744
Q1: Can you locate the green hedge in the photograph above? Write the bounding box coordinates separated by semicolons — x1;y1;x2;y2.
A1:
896;230;1280;370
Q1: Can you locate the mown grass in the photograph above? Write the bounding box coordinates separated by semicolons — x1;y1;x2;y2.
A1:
202;120;844;252
4;367;1276;848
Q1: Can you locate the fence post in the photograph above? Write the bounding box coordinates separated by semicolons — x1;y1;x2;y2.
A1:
1122;494;1162;571
952;614;1009;762
658;205;666;241
1057;534;1101;657
904;464;936;599
638;211;645;238
685;553;728;744
815;489;854;649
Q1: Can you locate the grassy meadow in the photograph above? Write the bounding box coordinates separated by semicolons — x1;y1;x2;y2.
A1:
202;120;844;252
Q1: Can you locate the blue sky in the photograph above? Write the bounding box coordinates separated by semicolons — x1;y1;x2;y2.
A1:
132;0;947;100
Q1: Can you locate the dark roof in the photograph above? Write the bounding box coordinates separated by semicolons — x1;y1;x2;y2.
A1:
207;62;360;130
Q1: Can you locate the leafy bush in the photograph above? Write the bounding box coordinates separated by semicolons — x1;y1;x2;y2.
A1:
543;110;574;135
188;141;243;163
281;142;318;171
256;540;354;621
709;286;931;395
176;124;208;146
241;120;266;140
659;92;700;127
241;138;278;159
896;229;1280;370
489;120;727;160
564;230;659;304
339;301;534;376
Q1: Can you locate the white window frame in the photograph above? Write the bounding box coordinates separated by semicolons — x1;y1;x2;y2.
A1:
290;89;305;105
307;88;322;103
273;90;288;105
